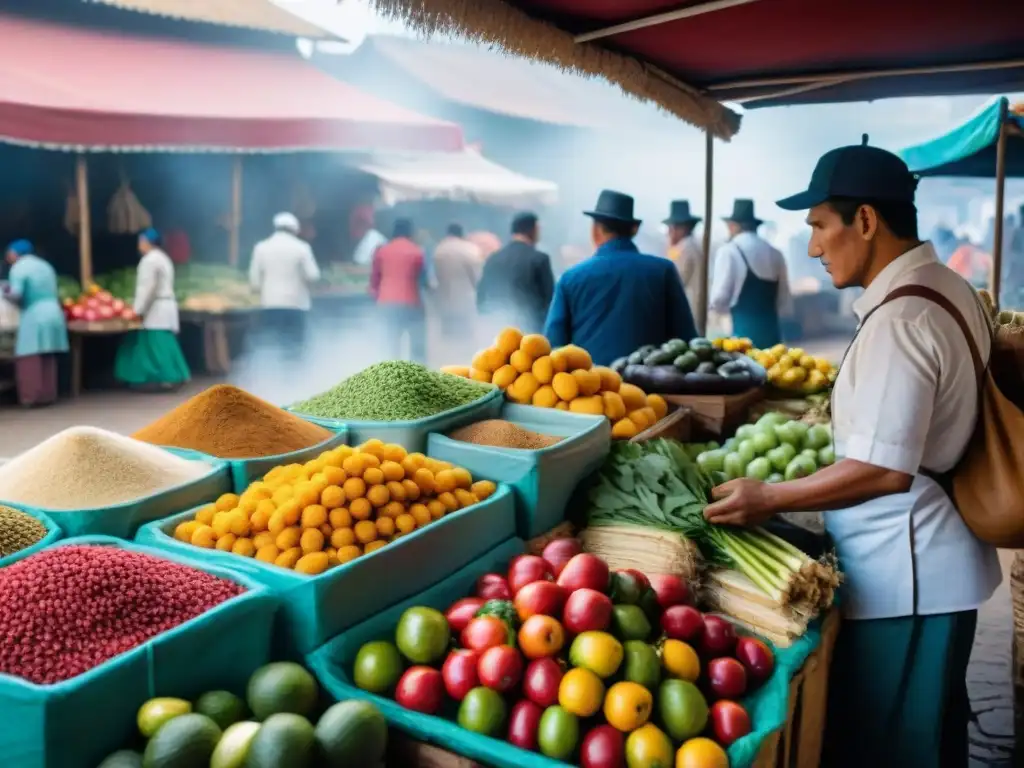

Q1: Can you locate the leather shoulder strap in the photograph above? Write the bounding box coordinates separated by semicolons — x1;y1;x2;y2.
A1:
873;284;985;383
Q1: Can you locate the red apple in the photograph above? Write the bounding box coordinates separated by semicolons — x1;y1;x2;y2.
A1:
461;616;509;652
701;615;738;657
562;588;613;634
475;573;512;600
110;299;125;313
707;657;747;699
522;658;562;708
85;297;100;311
507;699;543;751
83;309;98;322
541;537;584;577
735;636;775;684
514;580;566;621
557;553;610;594
709;700;752;746
96;291;113;304
648;574;689;609
477;645;523;693
580;724;626;768
442;649;480;701
395;666;444;714
660;605;705;644
445;597;485;634
507;555;554;595
622;568;650;591
97;305;114;320
69;305;85;319
121;308;137;321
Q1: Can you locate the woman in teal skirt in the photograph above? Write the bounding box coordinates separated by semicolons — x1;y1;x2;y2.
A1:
115;228;190;389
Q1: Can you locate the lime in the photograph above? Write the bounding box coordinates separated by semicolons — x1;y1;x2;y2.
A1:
194;690;247;731
245;713;316;768
395;606;450;665
142;713;221;768
137;697;192;738
353;641;403;695
315;700;389;768
246;662;319;720
97;751;143;768
210;721;260;768
657;679;708;741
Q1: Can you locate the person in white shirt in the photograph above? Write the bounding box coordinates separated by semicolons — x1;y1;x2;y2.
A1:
114;227;190;389
431;223;481;359
663;200;704;311
249;212;321;358
709;199;793;347
704;142;1001;767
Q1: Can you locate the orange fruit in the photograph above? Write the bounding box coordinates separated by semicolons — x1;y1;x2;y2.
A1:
662;640;700;682
604;681;653;732
518;615;565;660
675;738;729;768
557;667;604;718
625;723;673;767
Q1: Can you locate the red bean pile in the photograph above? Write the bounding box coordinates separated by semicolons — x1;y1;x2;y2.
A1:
0;545;246;684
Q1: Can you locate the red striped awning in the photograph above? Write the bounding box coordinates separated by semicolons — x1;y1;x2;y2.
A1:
0;14;464;153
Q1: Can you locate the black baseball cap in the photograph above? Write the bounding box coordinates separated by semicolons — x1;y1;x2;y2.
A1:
776;136;918;211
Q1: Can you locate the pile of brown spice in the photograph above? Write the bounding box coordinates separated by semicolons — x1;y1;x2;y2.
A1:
133;384;334;459
449;420;562;450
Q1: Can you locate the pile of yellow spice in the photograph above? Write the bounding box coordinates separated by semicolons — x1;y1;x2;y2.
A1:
173;439;496;575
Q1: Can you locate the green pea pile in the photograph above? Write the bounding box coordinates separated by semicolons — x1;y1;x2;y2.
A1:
292;361;494;421
0;505;49;558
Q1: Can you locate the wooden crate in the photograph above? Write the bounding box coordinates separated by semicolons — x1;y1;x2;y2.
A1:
664;388;764;438
387;609;841;768
631;405;693;443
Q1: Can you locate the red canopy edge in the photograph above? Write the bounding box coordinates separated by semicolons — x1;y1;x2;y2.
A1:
366;0;741;140
0;14;464;153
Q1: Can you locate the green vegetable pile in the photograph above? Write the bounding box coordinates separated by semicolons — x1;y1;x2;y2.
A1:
291;361;494;421
585;439;838;614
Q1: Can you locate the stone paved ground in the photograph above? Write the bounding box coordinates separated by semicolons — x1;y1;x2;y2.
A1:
0;332;1015;764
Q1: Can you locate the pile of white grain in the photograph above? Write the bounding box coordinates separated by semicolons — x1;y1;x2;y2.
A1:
0;426;210;510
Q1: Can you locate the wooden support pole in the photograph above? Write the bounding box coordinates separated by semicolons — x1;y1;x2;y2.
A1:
992;103;1009;309
698;129;715;335
228;156;243;267
75;155;93;286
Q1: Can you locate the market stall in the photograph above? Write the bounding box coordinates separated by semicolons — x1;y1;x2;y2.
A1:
898;96;1024;307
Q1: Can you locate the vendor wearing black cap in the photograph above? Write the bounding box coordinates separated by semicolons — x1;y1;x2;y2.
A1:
544;190;697;365
708;199;792;348
663;200;704;310
702;140;1000;767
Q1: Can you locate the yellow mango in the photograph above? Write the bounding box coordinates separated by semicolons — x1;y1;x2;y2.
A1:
552;372;579;401
561;344;593;371
572;368;602;397
646;394;669;420
469;368;492;383
491;364;518;389
594;366;622;393
440;365;470;378
532;385;560;408
618;383;648;411
611;417;639;439
496;327;524;357
471;349;498;373
555;401;569;411
509;349;534;373
295;551;330;575
570;395;605;416
507;372;540;404
549;348;571;373
602;391;627;421
520;334;552;358
532;356;555;384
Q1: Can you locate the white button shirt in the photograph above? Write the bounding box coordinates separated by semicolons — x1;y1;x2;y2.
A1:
667;234;704;311
709;232;794;316
249;231;321;311
134;248;179;332
828;242;1001;620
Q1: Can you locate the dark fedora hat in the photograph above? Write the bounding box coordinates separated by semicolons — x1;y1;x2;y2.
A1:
723;198;763;227
584;189;641;225
663;200;701;226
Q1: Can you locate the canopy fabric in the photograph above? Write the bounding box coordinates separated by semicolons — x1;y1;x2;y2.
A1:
367;0;1023;124
899;97;1024;178
86;0;335;39
356;149;558;207
0;14;463;153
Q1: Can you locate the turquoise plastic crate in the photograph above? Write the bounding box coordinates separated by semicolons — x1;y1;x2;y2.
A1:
163;427;349;493
14;455;232;540
288;385;504;452
0;503;62;570
0;535;278;768
135;484;517;656
427;404;610;538
307;538;824;768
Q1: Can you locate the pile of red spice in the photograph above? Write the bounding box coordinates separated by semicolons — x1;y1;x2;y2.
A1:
0;546;246;684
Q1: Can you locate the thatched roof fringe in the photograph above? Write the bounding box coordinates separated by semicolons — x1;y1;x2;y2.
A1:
368;0;741;140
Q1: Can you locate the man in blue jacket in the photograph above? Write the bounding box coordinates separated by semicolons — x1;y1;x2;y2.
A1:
544;190;698;365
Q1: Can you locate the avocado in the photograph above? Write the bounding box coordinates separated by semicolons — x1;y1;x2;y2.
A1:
662;339;688;356
610;357;629;374
673;351;700;373
627;350;646;365
644;349;674;366
712;351;734;366
692;345;714;362
689;337;712;349
696;361;718;375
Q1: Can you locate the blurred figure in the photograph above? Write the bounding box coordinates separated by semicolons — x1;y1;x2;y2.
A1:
2;239;68;406
431;223;482;358
477;212;554;335
545;190;697;366
351;205;386;267
371;218;426;363
663;200;704;310
249;212;321;359
709;199;793;348
467;230;502;261
115;228;190;390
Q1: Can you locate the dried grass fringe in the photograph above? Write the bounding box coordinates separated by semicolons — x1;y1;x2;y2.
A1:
367;0;741;139
579;525;702;583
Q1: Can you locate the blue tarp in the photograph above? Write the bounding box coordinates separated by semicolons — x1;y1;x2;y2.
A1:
898;97;1024;178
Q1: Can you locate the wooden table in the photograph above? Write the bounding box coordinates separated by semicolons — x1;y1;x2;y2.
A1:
66;319;140;398
178;307;259;375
